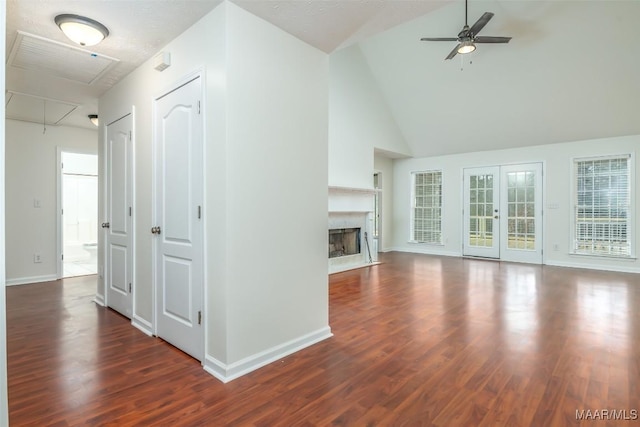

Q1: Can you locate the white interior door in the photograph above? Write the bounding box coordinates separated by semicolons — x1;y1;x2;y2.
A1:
105;114;133;318
464;167;500;258
500;163;543;264
154;76;203;361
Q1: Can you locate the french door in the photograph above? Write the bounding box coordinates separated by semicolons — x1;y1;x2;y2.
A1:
463;163;543;264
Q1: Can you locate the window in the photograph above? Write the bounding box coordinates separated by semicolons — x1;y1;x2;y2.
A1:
411;171;442;244
573;155;632;257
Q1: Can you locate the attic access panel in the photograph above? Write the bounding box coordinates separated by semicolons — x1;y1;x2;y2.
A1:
8;31;120;85
5;91;78;125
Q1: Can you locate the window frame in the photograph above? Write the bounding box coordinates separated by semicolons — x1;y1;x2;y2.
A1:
409;170;443;245
570;153;635;259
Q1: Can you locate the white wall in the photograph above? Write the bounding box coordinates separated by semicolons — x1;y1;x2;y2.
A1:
223;2;330;367
63;152;98;175
392;135;640;273
5;120;97;284
0;0;9;422
329;44;411;189
374;154;394;251
100;1;330;380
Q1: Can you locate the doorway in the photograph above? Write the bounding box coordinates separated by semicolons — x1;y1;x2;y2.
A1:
373;172;381;252
463;163;543;264
59;151;98;278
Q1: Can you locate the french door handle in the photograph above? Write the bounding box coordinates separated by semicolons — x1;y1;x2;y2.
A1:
101;222;110;228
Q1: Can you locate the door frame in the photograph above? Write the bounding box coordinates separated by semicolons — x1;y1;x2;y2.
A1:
101;108;136;312
56;147;99;280
151;68;206;362
499;162;544;264
373;170;382;252
461;161;545;264
463;166;501;259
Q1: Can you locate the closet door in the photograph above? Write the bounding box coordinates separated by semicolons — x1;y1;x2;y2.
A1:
105;114;133;318
153;76;204;361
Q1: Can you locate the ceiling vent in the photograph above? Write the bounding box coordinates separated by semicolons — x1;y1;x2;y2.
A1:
7;31;119;85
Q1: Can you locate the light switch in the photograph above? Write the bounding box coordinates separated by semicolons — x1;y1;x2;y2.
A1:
34;199;41;208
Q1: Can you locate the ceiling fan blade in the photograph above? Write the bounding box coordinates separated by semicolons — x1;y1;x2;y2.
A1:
474;36;512;43
420;37;459;42
445;44;460;60
469;12;494;36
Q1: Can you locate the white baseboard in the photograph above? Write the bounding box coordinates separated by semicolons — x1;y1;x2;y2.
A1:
204;326;333;383
389;246;461;258
6;274;58;286
545;260;640;274
93;294;105;306
132;315;154;336
389;248;639;274
329;262;381;275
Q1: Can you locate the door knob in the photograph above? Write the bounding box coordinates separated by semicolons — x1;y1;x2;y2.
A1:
494;215;499;219
151;226;161;235
101;222;110;228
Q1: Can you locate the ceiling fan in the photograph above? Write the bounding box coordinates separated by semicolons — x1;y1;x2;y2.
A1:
420;0;512;60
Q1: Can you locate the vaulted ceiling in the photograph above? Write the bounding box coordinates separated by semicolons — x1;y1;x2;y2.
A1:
358;0;640;157
5;0;639;157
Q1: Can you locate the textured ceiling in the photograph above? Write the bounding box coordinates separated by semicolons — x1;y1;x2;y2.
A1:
232;0;448;53
6;0;637;158
5;0;443;131
5;0;224;130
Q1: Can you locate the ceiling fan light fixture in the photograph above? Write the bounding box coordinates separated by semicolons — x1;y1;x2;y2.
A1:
457;40;476;54
88;114;99;126
55;14;109;47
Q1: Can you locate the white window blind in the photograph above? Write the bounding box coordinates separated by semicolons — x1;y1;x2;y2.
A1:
574;155;631;257
412;171;442;244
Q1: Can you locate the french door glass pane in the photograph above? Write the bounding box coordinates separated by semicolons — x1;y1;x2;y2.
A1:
507;171;536;250
469;173;494;248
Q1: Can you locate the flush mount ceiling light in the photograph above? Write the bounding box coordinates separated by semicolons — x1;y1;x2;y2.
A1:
55;14;109;47
88;114;99;126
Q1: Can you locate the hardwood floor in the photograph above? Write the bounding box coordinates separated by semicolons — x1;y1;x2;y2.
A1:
7;252;640;426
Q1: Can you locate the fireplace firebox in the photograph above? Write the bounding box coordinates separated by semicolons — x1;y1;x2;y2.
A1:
328;228;361;258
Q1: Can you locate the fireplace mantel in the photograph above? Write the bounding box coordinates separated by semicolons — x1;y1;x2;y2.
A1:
328;186;374;214
328;186;375;195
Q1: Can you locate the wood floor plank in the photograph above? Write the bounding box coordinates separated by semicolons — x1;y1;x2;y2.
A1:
7;253;640;425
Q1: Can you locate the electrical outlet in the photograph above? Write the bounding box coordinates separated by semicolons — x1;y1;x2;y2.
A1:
34;253;42;263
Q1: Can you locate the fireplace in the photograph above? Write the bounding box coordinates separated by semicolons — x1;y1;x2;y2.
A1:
328;186;379;274
328;228;361;258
